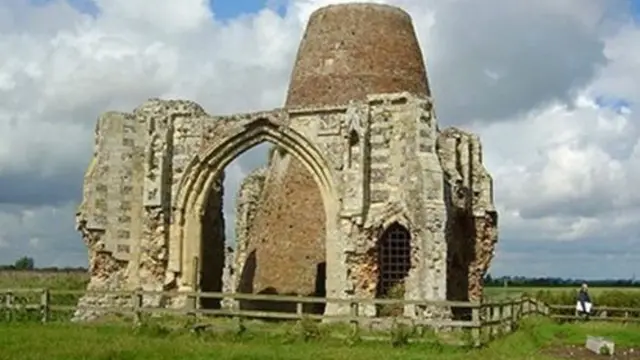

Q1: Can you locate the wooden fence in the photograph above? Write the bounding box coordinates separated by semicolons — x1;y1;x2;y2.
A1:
0;288;630;346
547;304;640;323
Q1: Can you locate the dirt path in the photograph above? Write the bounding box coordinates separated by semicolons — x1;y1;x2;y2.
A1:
545;345;640;359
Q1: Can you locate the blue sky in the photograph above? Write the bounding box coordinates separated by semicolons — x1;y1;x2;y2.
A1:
210;0;266;18
210;0;286;18
33;0;285;18
633;0;640;18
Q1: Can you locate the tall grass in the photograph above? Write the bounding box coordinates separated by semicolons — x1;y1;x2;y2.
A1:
486;286;640;304
0;317;639;360
0;270;89;323
0;270;89;290
526;289;640;318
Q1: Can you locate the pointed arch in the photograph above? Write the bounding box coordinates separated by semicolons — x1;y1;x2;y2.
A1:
366;202;415;239
168;113;339;294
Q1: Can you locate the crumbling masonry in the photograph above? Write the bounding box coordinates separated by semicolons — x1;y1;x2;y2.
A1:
74;3;498;320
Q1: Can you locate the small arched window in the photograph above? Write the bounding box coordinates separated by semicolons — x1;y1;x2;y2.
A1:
376;222;412;297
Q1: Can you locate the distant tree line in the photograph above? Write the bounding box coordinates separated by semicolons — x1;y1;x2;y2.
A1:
484;274;640;288
0;256;87;272
0;257;637;285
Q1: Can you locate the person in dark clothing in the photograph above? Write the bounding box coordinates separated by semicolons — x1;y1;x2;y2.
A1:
576;283;592;319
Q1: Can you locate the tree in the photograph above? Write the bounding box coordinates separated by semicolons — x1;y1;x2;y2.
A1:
14;256;35;270
484;273;493;286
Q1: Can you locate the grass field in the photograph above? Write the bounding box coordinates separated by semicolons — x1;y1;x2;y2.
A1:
484;286;640;299
0;270;88;290
2;270;640;307
2;270;638;297
2;272;640;359
0;317;638;360
3;270;640;306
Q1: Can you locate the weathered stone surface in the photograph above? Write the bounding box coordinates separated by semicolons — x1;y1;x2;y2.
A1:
586;336;615;355
437;128;498;303
75;3;498;321
243;152;327;297
233;167;267;296
286;3;430;107
73;219;129;321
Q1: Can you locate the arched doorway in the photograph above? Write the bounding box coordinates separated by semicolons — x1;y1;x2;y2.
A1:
170;115;339;314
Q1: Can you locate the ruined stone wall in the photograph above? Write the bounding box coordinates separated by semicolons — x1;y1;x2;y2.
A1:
76;100;215;315
75;3;499;320
76;93;497;319
133;100;209;297
74;111;146;320
437;128;498;302
241;149;326;297
221;246;236;309
233;167;267;294
355;94;447;318
77;112;143;260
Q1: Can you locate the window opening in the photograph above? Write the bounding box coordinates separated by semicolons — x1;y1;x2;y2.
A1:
377;222;412;297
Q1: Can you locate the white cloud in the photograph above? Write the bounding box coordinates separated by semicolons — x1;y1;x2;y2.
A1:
0;0;638;278
94;0;211;33
478;93;640;251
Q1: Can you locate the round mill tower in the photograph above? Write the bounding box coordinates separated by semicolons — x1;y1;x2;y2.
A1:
242;3;432;298
286;3;431;106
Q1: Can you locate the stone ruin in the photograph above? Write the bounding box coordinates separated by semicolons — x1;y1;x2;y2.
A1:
73;3;498;320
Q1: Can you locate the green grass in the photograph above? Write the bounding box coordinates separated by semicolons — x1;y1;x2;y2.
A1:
0;317;638;360
0;271;90;322
1;271;638;302
485;286;640;311
485;286;640;299
2;275;640;359
0;270;88;290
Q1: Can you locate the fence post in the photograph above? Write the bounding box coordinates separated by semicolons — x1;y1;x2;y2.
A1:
296;294;304;319
40;288;50;323
195;290;201;319
229;293;243;332
416;304;425;337
497;300;507;336
349;301;359;333
503;301;512;333
133;288;143;325
5;290;12;322
510;300;516;330
471;302;481;347
189;256;199;316
487;305;493;339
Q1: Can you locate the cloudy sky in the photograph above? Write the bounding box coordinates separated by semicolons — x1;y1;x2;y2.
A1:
1;0;639;280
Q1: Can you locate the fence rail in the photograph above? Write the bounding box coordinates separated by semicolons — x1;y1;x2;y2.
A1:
547;304;640;323
2;288;634;346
